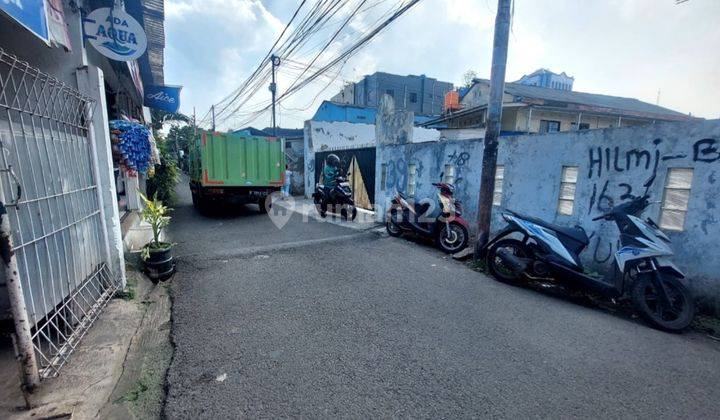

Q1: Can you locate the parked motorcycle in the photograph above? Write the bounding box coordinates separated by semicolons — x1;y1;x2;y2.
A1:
313;177;357;220
480;174;695;331
386;182;470;254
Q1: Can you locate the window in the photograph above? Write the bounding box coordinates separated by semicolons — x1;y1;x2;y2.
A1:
557;166;579;215
539;120;561;133
380;164;387;191
493;165;505;206
385;89;394;98
409;92;418;103
660;168;693;231
443;164;456;185
571;122;590;131
407;163;417;197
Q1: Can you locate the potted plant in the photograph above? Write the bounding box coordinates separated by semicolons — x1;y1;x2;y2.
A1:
139;192;175;282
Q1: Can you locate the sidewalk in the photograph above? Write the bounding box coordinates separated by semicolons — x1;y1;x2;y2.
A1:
273;196;383;232
0;269;172;419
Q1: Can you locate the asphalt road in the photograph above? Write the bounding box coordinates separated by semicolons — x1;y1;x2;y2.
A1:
164;183;720;419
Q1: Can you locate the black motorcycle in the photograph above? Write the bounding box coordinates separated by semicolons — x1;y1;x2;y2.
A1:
480;174;695;331
313;177;357;220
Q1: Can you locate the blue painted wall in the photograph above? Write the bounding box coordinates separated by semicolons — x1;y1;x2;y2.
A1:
376;120;720;311
312;101;435;125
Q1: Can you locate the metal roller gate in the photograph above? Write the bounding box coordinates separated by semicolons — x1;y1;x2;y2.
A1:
0;49;120;386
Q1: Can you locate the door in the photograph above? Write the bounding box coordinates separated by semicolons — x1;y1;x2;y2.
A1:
315;147;375;210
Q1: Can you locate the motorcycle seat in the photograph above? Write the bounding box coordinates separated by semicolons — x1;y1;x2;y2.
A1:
508;210;589;245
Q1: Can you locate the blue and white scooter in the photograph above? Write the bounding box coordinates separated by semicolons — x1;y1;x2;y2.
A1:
480;175;695;331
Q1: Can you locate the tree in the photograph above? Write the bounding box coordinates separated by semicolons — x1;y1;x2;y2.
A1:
166;124;195;154
462;70;478;88
150;109;191;130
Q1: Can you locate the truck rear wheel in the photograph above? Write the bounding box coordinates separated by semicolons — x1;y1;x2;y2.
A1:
258;195;270;213
192;190;211;215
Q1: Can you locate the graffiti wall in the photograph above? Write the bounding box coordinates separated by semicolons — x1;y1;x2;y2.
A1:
376;119;720;310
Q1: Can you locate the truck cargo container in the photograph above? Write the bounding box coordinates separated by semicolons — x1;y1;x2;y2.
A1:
189;131;285;212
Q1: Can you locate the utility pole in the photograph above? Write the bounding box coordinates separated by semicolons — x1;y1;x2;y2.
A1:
211;105;216;132
270;54;281;136
474;0;512;257
0;193;40;393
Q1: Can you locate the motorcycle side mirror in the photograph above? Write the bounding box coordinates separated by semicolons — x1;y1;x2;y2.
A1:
439;172;444;181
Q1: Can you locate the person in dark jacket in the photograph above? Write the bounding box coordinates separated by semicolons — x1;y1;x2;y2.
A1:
322;154;341;188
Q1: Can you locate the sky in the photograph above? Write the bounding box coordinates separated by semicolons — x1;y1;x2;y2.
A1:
164;0;720;130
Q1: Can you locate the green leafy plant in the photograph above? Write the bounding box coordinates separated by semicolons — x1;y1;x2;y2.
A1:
139;191;172;260
146;137;180;206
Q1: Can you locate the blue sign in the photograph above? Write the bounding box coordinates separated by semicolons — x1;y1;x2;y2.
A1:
144;85;182;113
0;0;50;42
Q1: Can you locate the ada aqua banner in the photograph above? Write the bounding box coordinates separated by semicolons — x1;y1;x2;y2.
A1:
83;7;147;61
144;85;182;113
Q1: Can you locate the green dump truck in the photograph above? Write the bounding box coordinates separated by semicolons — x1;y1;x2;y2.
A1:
189;131;285;212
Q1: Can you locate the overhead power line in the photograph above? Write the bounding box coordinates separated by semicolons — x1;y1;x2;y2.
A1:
203;0;421;129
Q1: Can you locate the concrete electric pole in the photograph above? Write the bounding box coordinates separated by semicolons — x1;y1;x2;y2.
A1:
474;0;512;257
270;54;281;136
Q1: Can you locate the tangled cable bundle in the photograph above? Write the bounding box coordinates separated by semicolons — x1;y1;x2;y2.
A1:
110;120;153;175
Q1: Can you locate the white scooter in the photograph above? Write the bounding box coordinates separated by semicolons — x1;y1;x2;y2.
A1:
481;175;695;331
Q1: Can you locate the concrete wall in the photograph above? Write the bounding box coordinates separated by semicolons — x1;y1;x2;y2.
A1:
285;138;305;195
376;118;720;311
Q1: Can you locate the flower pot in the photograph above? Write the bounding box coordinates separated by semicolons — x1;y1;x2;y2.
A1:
142;243;175;282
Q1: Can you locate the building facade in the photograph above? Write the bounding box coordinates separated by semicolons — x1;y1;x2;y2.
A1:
330;72;453;116
0;0;166;387
311;100;435;125
423;79;694;133
516;68;574;91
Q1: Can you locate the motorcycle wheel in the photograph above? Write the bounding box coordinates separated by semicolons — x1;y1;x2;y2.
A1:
386;209;403;237
486;238;529;285
436;221;469;254
340;204;357;221
631;272;695;331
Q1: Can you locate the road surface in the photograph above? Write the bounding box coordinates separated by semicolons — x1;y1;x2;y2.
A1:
164;184;720;418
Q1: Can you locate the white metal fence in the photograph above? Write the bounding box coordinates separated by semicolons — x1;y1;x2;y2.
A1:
0;48;120;384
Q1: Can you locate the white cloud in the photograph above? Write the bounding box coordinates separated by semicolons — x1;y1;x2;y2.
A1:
164;0;720;128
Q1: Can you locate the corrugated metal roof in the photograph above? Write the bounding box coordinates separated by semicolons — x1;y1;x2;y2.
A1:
262;127;304;138
502;81;688;118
